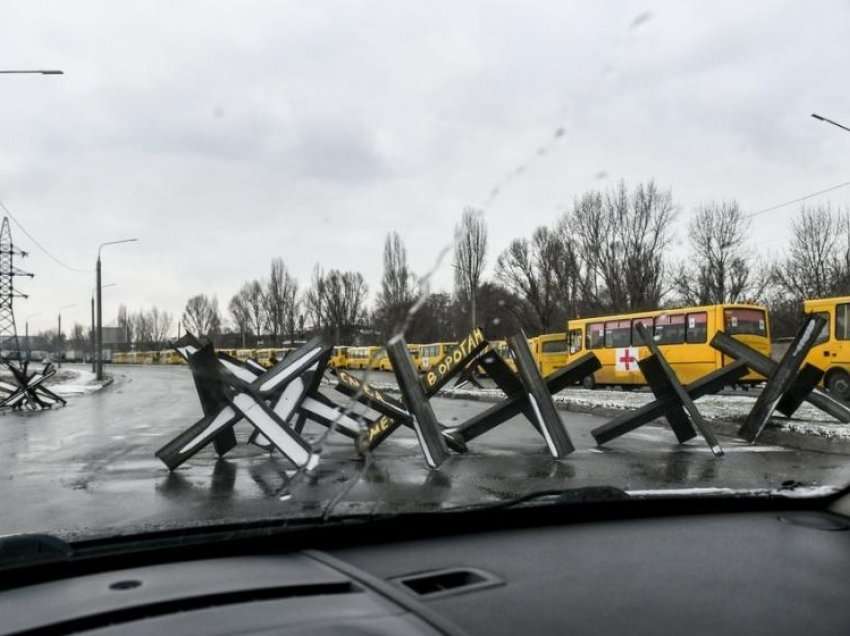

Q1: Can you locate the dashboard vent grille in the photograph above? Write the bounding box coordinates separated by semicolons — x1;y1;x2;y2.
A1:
393;568;503;599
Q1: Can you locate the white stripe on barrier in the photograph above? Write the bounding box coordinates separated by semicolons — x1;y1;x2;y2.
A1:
218;357;257;382
300;396;361;435
178;406;237;454
259;347;323;393
528;393;558;457
231;393;312;468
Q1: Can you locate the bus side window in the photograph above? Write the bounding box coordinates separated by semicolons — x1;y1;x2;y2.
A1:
813;312;831;344
686;312;708;343
631;317;653;344
654;314;685;344
586;323;605;349
605;320;631;347
569;329;582;354
836;304;850;341
542;339;567;353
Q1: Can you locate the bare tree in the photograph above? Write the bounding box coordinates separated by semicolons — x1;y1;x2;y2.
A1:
182;293;222;337
674;201;765;304
374;231;415;337
149;307;174;348
453;207;488;329
303;264;326;332
117;304;133;343
308;269;368;343
69;323;86;349
132;310;152;345
497;226;570;333
773;204;850;300
244;280;267;337
229;286;252;346
264;258;298;344
570;180;675;312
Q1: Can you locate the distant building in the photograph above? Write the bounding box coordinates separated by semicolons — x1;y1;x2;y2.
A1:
101;327;125;345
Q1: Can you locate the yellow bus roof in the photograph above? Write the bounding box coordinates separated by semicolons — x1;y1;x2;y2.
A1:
537;332;566;340
804;296;850;307
568;303;767;325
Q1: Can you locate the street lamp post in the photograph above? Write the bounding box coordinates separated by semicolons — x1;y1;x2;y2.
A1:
91;284;117;371
56;304;76;368
24;312;40;364
96;240;137;380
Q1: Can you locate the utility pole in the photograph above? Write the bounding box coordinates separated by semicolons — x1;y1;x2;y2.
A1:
0;217;33;364
96;257;102;378
56;304;75;368
96;240;136;380
90;295;95;372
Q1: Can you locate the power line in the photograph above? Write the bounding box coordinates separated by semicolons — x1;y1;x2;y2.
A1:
745;180;850;219
0;198;90;273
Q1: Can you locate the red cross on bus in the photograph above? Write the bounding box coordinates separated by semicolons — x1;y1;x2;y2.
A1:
619;350;637;371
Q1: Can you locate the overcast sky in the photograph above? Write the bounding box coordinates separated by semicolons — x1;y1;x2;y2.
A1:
1;1;849;335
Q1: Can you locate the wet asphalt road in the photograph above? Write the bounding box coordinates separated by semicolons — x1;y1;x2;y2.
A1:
2;364;850;540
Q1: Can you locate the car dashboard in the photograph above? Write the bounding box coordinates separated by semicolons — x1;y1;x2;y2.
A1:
2;496;850;635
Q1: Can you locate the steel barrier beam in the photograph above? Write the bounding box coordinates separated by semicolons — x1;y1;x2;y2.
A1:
386;335;451;468
342;329;486;453
448;352;600;445
776;363;824;419
156;338;327;471
0;361;67;410
710;331;850;423
636;322;723;455
592;361;748;445
738;314;826;442
508;332;575;457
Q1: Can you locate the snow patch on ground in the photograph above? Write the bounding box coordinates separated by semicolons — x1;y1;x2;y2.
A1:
50;369;110;396
363;379;850;443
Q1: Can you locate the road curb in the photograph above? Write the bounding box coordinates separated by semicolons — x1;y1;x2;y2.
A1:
373;383;850;456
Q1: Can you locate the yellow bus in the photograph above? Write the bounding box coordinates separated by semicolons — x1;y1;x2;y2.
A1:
113;352;129;364
418;342;456;372
370;347;387;371
138;351;157;365
347;346;381;370
329;346;349;369
235;348;256;363
363;344;421;372
529;332;569;377
159;350;183;365
803;296;850;399
566;303;771;389
406;344;421;368
488;340;517;374
256;348;286;368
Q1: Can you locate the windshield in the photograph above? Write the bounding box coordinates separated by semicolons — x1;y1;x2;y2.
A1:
3;3;850;543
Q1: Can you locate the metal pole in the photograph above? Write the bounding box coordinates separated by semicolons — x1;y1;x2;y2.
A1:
57;312;62;368
90;295;95;372
96;257;103;380
25;321;29;362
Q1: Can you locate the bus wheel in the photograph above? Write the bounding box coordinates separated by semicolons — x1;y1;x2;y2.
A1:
827;370;850;402
582;374;596;390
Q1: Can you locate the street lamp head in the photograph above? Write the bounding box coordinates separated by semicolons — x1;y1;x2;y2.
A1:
97;238;139;259
0;69;64;75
